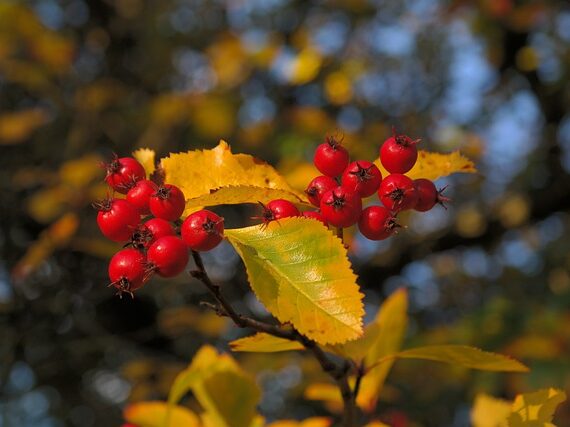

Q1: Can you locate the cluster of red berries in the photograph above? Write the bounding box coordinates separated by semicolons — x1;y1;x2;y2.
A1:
254;131;448;241
95;156;224;297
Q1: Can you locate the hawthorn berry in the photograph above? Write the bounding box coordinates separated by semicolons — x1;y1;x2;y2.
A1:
320;186;362;228
147;236;189;278
95;198;140;242
104;156;146;194
358;206;400;240
131;218;175;249
380;130;420;174
149;184;185;221
127;179;158;215
181;210;224;251
259;199;300;224
108;248;147;297
313;135;350;177
378;174;418;212
341;160;382;197
414;178;450;212
305;176;337;207
302;210;328;226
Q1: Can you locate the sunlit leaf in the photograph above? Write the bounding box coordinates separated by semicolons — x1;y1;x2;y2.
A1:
0;108;49;144
230;333;304;353
160;140;308;209
133;148;156;178
508;388;566;426
123;402;200;427
225;217;364;345
471;394;511;427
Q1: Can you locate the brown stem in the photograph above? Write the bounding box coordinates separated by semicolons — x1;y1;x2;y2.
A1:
190;250;357;426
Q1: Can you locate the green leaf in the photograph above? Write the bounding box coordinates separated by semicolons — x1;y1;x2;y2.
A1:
230;333;304;353
225;217;364;345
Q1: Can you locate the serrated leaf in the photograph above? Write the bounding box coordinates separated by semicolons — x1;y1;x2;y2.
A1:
123;402;200;427
392;345;529;372
508;388;566;426
471;394;511;427
133;148;156;177
230;333;304;353
225;217;364;345
160;140;307;208
374;150;476;181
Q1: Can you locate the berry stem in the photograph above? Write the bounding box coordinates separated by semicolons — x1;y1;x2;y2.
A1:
189;250;357;427
336;226;344;243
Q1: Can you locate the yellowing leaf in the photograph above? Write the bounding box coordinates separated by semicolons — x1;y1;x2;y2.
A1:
123;402;200;427
268;417;332;427
0;108;49;144
392;345;529;372
133;148;156;177
471;394;511;427
508;388;566;426
161;140;308;208
374;150;476;182
225;217;364;345
230;333;304;353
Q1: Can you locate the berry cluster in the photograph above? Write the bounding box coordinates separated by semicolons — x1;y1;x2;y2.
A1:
255;131;448;241
95;156;224;297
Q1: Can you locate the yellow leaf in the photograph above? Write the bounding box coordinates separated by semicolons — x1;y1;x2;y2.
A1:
133;148;156;177
508;388;566;426
0;108;49;144
123;401;200;427
471;394;511;427
268;417;332;427
160;140;308;208
230;333;304;353
304;383;343;413
374;150;476;182
225;218;364;345
289;48;322;85
363;422;390;427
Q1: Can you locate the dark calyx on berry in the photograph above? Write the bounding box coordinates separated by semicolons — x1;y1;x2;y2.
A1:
202;217;222;234
155;186;172;199
350;162;375;181
393;129;420;147
109;277;135;299
325;134;343;149
326;191;347;210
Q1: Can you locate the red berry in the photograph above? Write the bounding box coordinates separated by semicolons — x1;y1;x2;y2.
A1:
259;199;300;224
131;218;175;249
95;198;140;242
126;179;158;215
104;156;146;194
380;130;420;174
358;206;400;240
147;236;189;278
414;179;451;212
313;135;350;177
149;184;185;221
181;210;224;251
302;210;328;226
305;176;337;207
341;160;382;197
378;174;419;212
320;186;362;228
108;248;147;297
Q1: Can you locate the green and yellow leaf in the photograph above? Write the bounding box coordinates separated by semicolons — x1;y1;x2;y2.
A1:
508;388;566;426
160;140;308;209
123;402;200;427
225;217;364;345
230;333;304;353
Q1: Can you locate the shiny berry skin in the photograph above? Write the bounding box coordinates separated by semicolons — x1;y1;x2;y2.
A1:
260;199;300;224
341;160;382;197
147;236;189;278
108;248;146;297
414;179;450;212
131;218;175;249
313;135;350;177
96;198;141;242
181;210;224;251
320;186;362;228
126;179;158;215
302;210;328;226
358;206;400;240
378;174;419;212
149;184;185;221
104;156;146;194
305;176;337;207
380;131;420;174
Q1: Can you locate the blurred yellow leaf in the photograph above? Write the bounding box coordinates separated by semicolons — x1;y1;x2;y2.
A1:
158;306;228;338
289;48;322;85
161;140;308;208
267;417;332;427
133;148;156;177
59;154;103;188
26;186;69;223
508;388;566;427
123;402;200;427
304;383;343;413
0;108;49;144
190;96;236;139
230;333;304;353
471;394;511;427
324;71;353;105
363;422;390;427
30;32;75;73
207;35;249;87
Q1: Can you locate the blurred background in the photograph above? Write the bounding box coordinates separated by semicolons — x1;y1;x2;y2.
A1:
1;0;570;426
